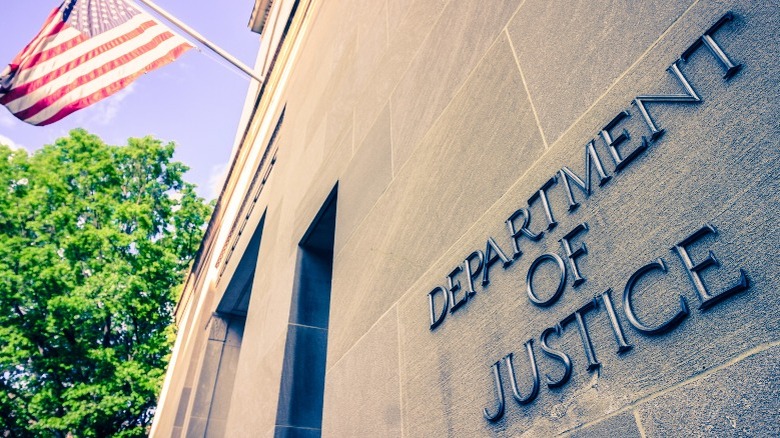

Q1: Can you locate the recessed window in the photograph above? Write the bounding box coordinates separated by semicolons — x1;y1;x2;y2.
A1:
275;187;337;437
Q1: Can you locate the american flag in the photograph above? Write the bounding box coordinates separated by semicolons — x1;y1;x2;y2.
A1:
0;0;193;126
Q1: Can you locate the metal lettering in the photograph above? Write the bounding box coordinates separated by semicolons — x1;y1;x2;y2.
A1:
559;140;612;211
671;224;749;309
428;286;449;330
505;207;543;259
633;61;702;140
464;250;485;296
540;324;573;388
447;265;468;313
599;289;633;354
526;253;567;307
505;340;540;405
559;223;589;287
561;300;601;371
528;176;558;230
600;110;647;173
483;360;505;422
482;237;512;286
681;12;742;79
623;258;690;335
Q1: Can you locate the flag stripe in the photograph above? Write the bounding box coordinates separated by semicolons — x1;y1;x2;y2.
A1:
9;9;64;69
4;28;85;89
13;33;89;79
17;38;189;124
10;15;150;87
1;0;193;126
7;24;173;113
0;8;64;100
2;20;158;105
13;30;180;121
0;31;88;105
36;43;191;126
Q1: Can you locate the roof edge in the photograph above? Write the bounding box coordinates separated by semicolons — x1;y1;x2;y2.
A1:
248;0;273;34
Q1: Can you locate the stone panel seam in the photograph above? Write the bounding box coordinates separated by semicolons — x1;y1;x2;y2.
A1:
353;98;384;155
504;27;549;149
546;0;702;149
179;319;216;437
320;305;403;434
274;425;321;431
327;296;400;372
336;117;564;357
289;322;327;331
336;13;528;263
383;0;453;101
351;0;453;152
335;0;532;259
330;86;565;369
254;328;288;420
387;0;530;179
561;340;780;436
333;100;395;256
633;409;647;438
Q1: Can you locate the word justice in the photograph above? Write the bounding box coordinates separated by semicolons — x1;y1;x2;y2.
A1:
481;223;749;421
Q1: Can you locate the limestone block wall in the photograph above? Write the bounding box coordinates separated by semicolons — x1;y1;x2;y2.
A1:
211;0;779;436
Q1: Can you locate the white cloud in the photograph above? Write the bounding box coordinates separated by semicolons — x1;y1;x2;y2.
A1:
0;134;25;151
87;82;137;125
207;162;229;200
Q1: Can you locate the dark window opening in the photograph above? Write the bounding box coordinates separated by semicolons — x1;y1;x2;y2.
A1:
275;187;337;437
180;213;265;438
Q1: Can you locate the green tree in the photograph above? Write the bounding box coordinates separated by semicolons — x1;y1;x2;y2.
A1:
0;129;211;437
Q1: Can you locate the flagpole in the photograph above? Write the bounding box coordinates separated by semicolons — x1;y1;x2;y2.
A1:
131;0;264;83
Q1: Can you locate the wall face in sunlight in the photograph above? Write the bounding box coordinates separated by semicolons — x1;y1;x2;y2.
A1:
152;1;780;436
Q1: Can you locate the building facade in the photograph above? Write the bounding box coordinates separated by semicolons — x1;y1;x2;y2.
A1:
151;0;780;436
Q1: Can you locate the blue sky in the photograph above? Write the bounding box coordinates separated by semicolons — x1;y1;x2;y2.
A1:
0;1;261;200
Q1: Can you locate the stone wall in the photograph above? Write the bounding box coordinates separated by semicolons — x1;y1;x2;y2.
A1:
219;0;779;436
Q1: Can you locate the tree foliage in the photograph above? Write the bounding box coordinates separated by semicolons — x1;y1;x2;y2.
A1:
0;129;211;437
